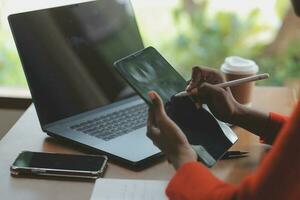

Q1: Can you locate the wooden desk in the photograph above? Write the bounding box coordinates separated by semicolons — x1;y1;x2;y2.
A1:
0;87;295;200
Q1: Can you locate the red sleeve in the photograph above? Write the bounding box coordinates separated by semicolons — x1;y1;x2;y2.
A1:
166;101;300;200
166;162;237;200
259;112;289;145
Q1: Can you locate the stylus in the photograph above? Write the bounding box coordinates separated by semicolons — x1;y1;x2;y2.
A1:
175;73;270;97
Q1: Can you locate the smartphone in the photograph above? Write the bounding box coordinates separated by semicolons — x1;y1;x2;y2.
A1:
10;151;108;179
114;46;187;105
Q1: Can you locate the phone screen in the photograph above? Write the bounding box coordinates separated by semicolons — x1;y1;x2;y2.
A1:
13;151;107;171
114;47;187;104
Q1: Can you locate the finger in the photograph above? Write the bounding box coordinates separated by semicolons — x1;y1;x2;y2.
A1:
188;66;202;90
148;124;173;152
147;107;156;128
148;91;166;117
147;108;156;136
191;66;225;88
147;106;160;138
146;125;160;142
189;83;221;102
197;67;219;85
204;67;225;83
191;66;201;82
196;83;226;104
190;87;199;96
189;66;213;91
185;80;192;91
189;88;203;108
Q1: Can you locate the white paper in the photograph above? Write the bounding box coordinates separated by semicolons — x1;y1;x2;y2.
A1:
90;178;168;200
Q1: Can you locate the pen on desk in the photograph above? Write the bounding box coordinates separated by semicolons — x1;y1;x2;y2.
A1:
221;151;249;160
175;73;270;97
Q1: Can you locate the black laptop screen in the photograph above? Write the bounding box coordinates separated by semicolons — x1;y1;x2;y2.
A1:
9;0;143;125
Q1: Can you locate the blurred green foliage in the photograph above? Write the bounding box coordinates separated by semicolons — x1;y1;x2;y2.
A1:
0;29;26;86
0;0;298;87
258;40;300;85
275;0;290;18
163;1;267;68
160;0;299;85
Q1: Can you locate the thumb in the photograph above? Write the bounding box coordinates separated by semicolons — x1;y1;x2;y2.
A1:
148;91;166;117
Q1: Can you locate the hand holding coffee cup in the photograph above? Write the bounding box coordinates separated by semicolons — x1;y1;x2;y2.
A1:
221;56;259;106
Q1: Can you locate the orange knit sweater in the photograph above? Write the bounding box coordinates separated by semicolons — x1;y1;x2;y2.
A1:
166;101;300;200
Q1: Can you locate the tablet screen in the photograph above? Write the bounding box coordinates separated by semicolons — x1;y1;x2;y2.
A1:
114;47;187;104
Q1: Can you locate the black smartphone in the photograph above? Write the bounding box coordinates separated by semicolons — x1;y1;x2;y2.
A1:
10;151;108;179
114;46;187;105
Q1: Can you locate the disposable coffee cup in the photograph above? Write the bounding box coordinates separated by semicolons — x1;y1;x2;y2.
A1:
221;56;259;106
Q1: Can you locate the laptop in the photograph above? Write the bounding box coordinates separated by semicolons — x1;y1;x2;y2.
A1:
8;0;161;167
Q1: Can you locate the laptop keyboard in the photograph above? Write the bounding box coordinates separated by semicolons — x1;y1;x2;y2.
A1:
70;103;148;141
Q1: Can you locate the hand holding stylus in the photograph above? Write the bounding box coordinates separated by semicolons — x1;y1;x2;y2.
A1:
175;73;269;97
178;67;270;124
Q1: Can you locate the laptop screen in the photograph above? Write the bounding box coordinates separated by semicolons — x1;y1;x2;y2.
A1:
9;0;144;126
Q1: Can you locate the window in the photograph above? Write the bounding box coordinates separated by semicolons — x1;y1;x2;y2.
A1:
134;0;299;88
0;0;299;90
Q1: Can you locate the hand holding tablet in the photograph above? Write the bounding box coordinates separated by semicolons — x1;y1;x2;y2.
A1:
113;47;238;167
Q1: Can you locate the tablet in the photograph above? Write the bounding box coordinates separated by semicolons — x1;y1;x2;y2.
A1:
114;47;187;105
114;47;238;167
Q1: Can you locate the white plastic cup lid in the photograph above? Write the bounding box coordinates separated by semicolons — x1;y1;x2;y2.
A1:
221;56;259;75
